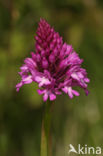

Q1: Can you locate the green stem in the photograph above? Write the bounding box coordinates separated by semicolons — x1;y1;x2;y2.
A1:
41;101;53;156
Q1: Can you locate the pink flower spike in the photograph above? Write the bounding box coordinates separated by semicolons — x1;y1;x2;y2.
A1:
16;18;90;102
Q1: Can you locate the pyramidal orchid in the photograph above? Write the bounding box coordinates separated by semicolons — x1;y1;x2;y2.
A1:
16;19;90;156
16;18;90;101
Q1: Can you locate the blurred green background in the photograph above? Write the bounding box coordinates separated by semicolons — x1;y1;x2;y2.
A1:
0;0;103;155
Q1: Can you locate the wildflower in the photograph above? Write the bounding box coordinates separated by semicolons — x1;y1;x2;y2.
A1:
16;19;90;101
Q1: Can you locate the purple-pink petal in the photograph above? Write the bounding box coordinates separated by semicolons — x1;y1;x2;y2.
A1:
49;93;56;101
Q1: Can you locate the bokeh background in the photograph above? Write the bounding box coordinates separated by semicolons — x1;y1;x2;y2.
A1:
0;0;103;155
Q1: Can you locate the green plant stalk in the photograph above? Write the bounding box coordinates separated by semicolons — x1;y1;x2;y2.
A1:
41;101;53;156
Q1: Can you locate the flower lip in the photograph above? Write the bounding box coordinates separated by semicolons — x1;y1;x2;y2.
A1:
35;76;51;87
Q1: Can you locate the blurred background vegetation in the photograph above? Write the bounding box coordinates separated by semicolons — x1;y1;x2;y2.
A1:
0;0;103;155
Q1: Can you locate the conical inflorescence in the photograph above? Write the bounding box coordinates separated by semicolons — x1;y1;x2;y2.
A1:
16;19;90;101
